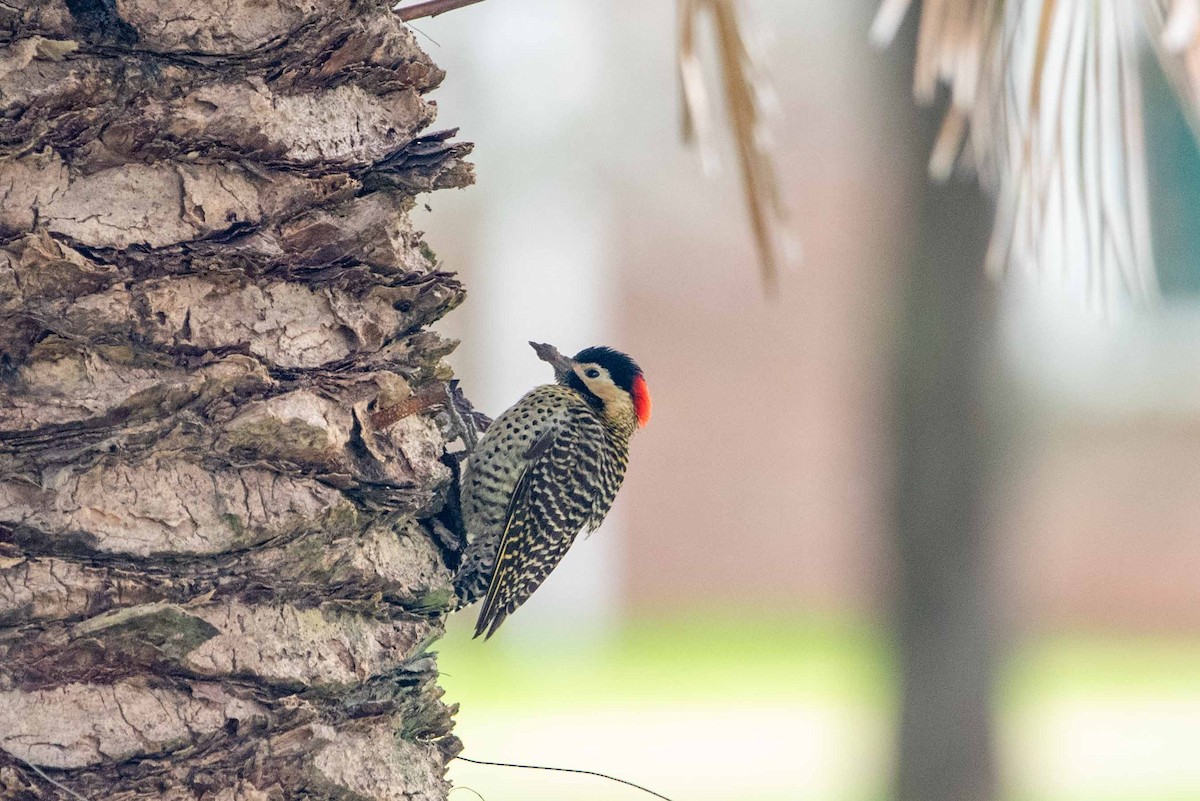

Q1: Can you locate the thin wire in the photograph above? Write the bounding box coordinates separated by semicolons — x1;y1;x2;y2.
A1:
407;22;442;48
456;756;676;801
10;754;92;801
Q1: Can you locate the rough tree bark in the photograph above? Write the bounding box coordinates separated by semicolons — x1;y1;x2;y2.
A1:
0;1;473;798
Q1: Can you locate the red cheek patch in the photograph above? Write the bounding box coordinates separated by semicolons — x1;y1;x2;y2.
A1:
632;374;652;427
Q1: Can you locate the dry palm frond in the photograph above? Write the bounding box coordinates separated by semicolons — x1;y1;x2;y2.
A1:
874;0;1159;311
678;0;791;293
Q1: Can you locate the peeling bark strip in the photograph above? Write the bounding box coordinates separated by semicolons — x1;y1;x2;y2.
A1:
0;1;474;799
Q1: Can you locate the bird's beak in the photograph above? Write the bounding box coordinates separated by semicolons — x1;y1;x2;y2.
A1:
529;341;575;382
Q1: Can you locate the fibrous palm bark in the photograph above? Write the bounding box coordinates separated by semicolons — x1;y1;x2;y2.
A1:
0;1;473;798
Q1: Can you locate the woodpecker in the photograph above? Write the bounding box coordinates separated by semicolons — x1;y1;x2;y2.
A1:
454;341;651;638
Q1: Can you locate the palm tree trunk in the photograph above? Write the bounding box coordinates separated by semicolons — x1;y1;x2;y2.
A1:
890;57;999;801
0;2;472;798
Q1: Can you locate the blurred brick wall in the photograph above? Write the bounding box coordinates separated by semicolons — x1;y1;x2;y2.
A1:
1001;421;1200;631
616;1;903;615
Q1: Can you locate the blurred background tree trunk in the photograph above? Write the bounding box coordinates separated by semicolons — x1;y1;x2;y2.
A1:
889;21;999;801
0;2;471;799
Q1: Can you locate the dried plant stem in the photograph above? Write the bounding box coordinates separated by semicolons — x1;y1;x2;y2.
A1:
396;0;488;23
677;0;790;293
710;1;783;291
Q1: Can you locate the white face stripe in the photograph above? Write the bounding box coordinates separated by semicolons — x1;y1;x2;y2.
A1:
572;363;636;425
576;363;611;383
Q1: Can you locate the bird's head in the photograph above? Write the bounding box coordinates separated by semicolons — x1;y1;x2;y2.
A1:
530;341;651;429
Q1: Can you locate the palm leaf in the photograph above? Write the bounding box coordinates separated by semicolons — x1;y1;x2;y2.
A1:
875;0;1158;310
678;0;792;293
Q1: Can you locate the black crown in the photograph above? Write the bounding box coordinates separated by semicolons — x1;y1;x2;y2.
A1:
574;346;643;394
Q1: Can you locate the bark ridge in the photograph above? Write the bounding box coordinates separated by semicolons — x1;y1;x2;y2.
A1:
1;2;474;798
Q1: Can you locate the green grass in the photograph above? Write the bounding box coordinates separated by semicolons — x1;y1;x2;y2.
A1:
436;613;1200;801
1004;633;1200;700
436;610;894;709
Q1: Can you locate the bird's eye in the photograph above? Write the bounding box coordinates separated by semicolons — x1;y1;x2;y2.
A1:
585;368;601;379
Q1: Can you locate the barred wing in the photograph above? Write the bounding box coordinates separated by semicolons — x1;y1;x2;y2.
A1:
474;408;611;639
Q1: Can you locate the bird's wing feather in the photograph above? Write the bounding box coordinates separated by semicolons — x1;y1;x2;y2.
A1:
474;411;609;638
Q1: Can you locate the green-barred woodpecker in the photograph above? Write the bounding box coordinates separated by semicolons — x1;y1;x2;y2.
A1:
454;341;651;639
